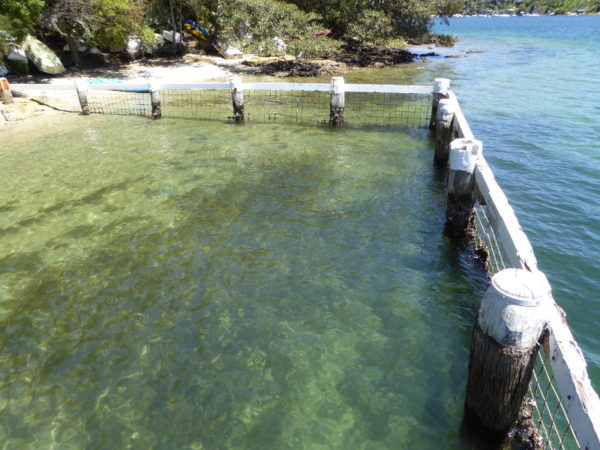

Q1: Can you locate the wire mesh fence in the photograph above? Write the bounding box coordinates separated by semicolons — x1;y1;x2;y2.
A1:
472;202;511;276
470;201;582;449
244;90;330;124
161;89;231;120
87;90;151;116
528;347;581;449
345;92;431;127
16;85;432;127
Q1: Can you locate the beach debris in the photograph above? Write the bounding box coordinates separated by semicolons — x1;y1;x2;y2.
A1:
213;39;242;59
313;29;332;37
273;37;287;52
162;30;182;44
126;37;142;54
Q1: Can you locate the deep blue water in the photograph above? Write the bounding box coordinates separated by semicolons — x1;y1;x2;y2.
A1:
431;16;600;388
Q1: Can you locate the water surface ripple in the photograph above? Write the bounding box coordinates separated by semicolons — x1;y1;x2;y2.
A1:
0;116;485;448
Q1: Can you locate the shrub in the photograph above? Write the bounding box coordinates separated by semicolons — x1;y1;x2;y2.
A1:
346;9;395;45
212;0;341;56
286;36;342;58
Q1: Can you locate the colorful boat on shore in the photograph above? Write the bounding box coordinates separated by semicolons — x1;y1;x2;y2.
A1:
184;20;209;40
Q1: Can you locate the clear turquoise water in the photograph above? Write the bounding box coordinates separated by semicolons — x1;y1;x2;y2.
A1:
2;15;598;448
0;115;486;448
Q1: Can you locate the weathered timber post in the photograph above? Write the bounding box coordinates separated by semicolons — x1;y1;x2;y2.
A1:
434;98;457;165
1;77;15;104
465;268;550;440
329;76;345;128
230;76;244;122
74;78;90;115
446;138;481;237
430;77;450;129
149;79;161;119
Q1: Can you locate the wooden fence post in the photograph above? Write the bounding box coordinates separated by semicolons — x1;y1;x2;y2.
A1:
74;78;89;115
1;77;15;104
149;79;161;119
446;138;481;237
430;77;450;129
434;98;457;165
330;76;345;128
230;76;244;122
465;268;550;440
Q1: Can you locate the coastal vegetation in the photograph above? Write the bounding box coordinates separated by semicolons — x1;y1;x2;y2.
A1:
0;0;460;69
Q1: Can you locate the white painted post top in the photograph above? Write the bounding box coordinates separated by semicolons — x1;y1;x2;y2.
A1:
148;78;159;92
230;76;243;91
331;76;345;94
434;78;451;95
491;269;551;307
437;98;457;122
74;78;88;90
449;139;482;173
478;268;552;349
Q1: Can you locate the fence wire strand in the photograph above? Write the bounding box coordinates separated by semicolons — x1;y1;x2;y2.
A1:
528;349;581;449
87;90;151;116
244;90;329;124
473;202;509;275
161;89;231;120
345;92;431;127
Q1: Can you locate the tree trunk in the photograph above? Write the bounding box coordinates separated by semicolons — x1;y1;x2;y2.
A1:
168;0;177;56
66;34;80;67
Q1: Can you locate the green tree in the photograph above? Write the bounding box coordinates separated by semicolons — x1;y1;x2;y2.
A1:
287;0;463;42
210;0;340;56
0;0;46;40
46;0;155;66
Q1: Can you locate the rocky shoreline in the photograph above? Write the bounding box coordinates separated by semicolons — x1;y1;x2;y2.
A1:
4;43;451;83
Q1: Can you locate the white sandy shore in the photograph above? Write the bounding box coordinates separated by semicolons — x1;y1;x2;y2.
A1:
40;55;236;86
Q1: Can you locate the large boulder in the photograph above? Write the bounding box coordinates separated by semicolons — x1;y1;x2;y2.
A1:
24;35;65;75
6;45;30;74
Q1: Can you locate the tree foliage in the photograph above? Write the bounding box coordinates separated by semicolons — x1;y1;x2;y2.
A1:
0;0;46;40
287;0;463;40
1;0;464;64
192;0;341;56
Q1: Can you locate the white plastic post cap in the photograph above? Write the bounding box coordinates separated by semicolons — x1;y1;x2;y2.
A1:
491;268;551;307
449;139;482;173
331;76;345;94
433;78;451;95
74;78;88;90
479;268;551;348
148;79;159;92
437;98;457;121
230;76;243;90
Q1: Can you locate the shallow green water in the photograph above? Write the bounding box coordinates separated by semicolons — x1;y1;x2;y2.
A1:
0;114;486;448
